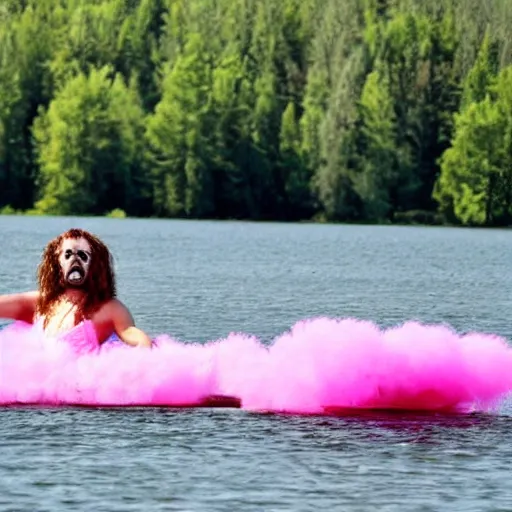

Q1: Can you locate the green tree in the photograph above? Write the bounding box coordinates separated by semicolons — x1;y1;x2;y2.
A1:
145;34;214;217
33;66;146;215
435;66;512;225
307;0;368;221
3;0;512;225
0;3;56;210
354;69;398;220
279;101;313;219
460;26;499;110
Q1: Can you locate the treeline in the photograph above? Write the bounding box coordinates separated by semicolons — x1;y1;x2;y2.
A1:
1;0;512;226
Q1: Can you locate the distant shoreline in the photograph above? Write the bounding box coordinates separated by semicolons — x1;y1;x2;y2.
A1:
1;209;510;230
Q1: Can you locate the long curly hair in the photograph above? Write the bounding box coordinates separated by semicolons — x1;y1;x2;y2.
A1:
36;228;117;326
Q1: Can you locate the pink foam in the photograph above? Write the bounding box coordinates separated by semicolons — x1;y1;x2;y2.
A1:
1;317;512;414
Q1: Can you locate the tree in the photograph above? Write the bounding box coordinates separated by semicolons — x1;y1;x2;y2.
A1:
460;26;499;110
435;66;512;226
145;34;214;218
279;101;313;219
0;3;56;210
33;66;146;216
354;69;398;220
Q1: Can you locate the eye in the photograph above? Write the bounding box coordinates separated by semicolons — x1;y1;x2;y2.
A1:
77;250;89;263
65;250;73;260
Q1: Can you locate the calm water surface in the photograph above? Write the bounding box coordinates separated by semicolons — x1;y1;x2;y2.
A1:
0;216;511;511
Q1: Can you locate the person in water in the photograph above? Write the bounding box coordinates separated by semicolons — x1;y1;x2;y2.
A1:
0;228;152;348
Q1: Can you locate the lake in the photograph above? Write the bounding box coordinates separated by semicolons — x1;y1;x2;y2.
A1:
0;216;511;511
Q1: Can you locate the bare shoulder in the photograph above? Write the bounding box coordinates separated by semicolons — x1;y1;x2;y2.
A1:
95;298;151;348
97;298;134;322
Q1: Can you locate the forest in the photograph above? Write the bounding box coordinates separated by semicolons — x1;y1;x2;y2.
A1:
1;0;512;226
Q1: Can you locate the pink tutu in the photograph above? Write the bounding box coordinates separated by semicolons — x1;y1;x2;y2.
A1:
0;317;511;414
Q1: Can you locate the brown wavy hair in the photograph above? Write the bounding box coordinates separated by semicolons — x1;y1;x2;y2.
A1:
36;228;117;326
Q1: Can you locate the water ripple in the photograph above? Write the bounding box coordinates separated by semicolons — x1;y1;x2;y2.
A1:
1;218;512;510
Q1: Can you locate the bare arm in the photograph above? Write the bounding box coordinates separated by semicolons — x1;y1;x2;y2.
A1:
0;291;39;323
109;299;152;348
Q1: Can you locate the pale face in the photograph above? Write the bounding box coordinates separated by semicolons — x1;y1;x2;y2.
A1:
58;237;92;287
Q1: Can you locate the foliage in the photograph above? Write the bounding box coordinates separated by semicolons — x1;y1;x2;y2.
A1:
1;0;512;225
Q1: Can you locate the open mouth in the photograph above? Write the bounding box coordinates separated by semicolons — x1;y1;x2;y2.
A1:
66;265;85;284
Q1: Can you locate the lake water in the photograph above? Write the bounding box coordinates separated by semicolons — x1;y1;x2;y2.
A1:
0;216;511;511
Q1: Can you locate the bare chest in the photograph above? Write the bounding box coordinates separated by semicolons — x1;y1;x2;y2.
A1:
39;301;113;343
41;301;83;337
